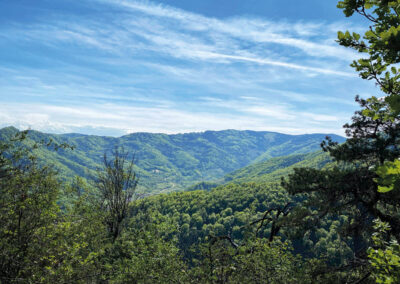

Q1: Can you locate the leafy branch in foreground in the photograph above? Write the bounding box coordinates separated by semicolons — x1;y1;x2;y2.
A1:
337;0;400;194
337;0;400;110
368;220;400;283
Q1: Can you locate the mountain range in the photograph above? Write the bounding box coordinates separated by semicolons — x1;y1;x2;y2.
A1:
0;126;345;193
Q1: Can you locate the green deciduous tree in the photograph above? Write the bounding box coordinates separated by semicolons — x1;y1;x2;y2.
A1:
0;140;61;282
0;133;189;282
190;235;309;283
0;131;98;283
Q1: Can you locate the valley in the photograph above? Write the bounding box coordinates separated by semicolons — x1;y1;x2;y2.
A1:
0;126;345;193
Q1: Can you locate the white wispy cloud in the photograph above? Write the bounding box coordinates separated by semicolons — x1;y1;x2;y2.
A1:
0;0;373;135
107;0;358;59
2;0;357;77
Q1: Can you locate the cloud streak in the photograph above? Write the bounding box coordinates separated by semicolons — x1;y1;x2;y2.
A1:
3;0;357;76
111;0;358;60
0;0;376;136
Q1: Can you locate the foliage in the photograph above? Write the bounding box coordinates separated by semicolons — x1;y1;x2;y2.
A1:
337;0;400;194
97;229;188;283
337;0;400;112
9;0;400;281
275;1;400;281
186;181;221;191
0;132;100;282
224;150;332;184
0;135;61;282
130;183;290;257
368;220;400;284
375;159;400;192
336;2;400;281
191;237;309;283
97;147;138;242
0;127;345;194
0;132;190;283
0;129;382;282
129;180;360;274
282;97;400;281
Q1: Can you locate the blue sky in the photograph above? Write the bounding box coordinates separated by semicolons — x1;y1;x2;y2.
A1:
0;0;381;136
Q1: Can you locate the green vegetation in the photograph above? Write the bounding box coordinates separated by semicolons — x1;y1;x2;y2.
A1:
0;133;318;283
284;0;400;281
0;129;372;283
0;127;344;194
0;133;187;283
224;151;331;184
4;0;400;282
187;150;332;191
368;220;400;284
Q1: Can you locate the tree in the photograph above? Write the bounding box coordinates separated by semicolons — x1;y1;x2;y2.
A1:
97;147;138;242
190;233;309;283
280;1;400;280
0;131;99;283
283;97;400;234
281;72;400;280
337;0;400;112
0;135;61;282
337;0;400;193
0;132;189;282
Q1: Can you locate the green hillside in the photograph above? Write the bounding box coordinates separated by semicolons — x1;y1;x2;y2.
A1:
130;182;352;264
224;151;332;184
0;126;344;193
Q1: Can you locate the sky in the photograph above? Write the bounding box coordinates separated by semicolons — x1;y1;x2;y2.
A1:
0;0;381;136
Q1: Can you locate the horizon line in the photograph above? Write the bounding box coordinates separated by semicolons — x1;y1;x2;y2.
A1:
0;125;346;139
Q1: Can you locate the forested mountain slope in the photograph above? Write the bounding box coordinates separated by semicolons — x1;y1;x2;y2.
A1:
224;151;332;184
129;181;353;267
187;151;332;191
0;126;344;193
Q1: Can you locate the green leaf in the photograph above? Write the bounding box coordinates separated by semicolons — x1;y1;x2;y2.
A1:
378;185;394;193
386;95;400;113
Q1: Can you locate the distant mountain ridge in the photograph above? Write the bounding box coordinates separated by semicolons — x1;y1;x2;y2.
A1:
0;126;345;193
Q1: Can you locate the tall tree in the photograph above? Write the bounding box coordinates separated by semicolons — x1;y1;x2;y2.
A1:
0;136;61;282
337;0;400;193
281;0;400;280
0;131;97;283
97;147;138;242
283;96;400;237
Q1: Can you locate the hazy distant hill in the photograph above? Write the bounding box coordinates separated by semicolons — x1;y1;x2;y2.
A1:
0;126;345;193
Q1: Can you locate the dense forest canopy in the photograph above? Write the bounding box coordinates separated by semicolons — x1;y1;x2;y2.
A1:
0;126;343;193
2;0;400;283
